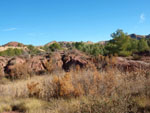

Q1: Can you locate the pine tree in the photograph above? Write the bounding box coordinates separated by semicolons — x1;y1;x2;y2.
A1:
138;39;149;52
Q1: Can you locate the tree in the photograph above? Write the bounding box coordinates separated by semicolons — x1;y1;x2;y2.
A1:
129;39;139;53
138;39;149;52
106;29;132;56
105;43;118;55
146;38;150;47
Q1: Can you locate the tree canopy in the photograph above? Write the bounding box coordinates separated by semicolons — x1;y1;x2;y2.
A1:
105;29;150;56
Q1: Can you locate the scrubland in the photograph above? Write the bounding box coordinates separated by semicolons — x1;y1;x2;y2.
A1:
1;29;150;113
0;67;150;113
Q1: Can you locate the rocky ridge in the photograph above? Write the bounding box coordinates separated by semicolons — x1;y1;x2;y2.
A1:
0;49;150;78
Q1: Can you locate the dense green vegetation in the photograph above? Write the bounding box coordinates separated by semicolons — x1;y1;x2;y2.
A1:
1;29;150;57
43;42;62;52
0;48;23;56
72;42;105;56
27;45;41;55
48;42;62;51
71;29;150;57
105;30;150;56
43;42;105;56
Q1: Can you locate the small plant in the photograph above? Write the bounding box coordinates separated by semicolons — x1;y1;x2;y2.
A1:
52;73;74;98
27;82;42;98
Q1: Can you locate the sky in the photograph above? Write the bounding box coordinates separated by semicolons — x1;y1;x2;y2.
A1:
0;0;150;45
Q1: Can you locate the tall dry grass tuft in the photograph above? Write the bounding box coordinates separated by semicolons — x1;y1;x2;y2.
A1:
0;75;52;98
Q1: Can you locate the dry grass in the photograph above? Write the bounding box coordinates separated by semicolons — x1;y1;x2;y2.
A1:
0;68;150;113
0;75;52;98
0;97;49;113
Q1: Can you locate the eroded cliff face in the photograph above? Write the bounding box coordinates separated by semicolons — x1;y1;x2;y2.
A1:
0;50;150;78
0;56;10;77
114;57;150;72
0;50;92;77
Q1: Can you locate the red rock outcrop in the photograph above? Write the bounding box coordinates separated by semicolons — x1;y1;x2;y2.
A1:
3;53;63;77
27;56;47;74
61;50;92;71
3;42;24;47
0;56;9;77
2;50;150;78
50;52;63;68
4;55;48;77
115;57;150;72
4;57;26;77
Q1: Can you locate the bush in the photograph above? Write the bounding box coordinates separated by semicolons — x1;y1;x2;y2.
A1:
50;70;112;98
0;48;23;56
52;73;75;98
27;45;41;55
72;42;105;56
119;51;132;57
49;43;62;52
27;82;42;98
1;67;150;113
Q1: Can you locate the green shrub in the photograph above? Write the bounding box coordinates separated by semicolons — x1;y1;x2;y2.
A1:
49;43;61;52
119;51;132;57
0;48;23;56
43;43;62;52
72;42;105;56
27;45;41;54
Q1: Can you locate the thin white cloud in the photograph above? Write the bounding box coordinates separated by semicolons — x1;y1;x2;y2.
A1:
3;28;17;31
139;13;145;23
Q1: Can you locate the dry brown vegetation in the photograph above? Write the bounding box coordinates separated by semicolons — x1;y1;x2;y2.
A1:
6;63;31;80
0;66;150;113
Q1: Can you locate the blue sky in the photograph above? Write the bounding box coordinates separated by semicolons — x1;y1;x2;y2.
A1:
0;0;150;45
